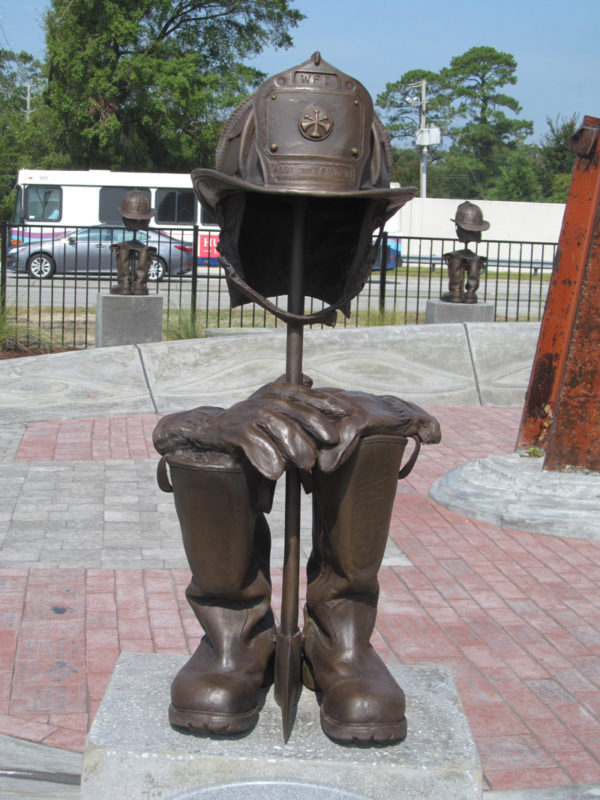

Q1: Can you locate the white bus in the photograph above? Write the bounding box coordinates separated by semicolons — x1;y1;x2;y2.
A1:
11;168;414;272
11;169;221;265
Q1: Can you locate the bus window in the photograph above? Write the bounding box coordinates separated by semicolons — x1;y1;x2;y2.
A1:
99;187;151;224
23;185;62;221
200;205;218;227
155;189;196;224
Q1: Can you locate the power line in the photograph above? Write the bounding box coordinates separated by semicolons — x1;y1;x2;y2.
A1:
0;17;14;50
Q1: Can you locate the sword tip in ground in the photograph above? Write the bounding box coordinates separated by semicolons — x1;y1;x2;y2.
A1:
274;629;302;742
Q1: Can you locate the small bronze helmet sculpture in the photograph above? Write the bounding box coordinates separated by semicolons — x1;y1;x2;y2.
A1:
110;190;156;296
154;53;440;746
118;189;154;229
442;200;490;303
451;200;490;243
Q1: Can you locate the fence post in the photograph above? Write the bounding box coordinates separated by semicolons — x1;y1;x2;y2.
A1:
0;221;7;312
191;224;199;327
378;231;388;314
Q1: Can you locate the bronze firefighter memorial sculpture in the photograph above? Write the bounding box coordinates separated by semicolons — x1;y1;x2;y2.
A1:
441;201;490;303
153;53;441;745
109;190;156;296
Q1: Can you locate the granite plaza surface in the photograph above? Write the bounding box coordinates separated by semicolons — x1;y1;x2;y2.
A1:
1;323;600;799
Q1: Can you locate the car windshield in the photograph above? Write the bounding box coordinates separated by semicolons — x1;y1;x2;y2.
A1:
109;228;149;244
75;229;103;243
67;228;150;244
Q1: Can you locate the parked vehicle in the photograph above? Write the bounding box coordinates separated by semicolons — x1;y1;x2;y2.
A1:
372;239;403;271
6;227;194;281
11;169;221;266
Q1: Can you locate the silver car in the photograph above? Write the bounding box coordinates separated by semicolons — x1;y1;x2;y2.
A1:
7;227;194;281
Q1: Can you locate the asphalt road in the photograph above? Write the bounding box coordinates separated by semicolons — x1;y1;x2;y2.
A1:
3;269;549;320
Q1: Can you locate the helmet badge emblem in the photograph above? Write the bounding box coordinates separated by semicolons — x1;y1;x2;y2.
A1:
299;106;333;140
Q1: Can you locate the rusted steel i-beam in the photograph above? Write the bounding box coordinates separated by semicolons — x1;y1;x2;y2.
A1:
516;116;600;470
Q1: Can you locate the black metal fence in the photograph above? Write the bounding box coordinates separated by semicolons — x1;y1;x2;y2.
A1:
0;222;556;352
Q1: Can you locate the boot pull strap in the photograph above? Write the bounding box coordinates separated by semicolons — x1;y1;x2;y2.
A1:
157;455;174;493
398;436;421;480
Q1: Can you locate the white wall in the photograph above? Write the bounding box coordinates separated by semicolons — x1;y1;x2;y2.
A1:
386;197;566;243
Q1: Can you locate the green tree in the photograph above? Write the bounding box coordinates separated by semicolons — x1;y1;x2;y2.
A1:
43;0;303;171
0;50;54;218
534;114;577;201
376;69;449;146
377;46;534;198
487;146;543;201
441;46;533;162
389;147;422;187
549;172;571;203
427;149;488;199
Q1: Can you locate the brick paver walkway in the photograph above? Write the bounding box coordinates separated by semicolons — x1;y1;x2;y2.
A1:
15;415;161;461
2;406;600;793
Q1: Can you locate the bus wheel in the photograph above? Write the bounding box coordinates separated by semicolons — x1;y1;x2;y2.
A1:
148;256;167;282
27;253;56;279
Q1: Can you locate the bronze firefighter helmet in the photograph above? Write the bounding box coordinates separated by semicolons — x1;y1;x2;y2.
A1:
451;201;490;232
192;52;417;325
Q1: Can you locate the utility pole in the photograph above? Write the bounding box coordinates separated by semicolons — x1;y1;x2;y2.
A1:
419;79;427;198
0;81;33;121
25;82;31;122
407;79;440;199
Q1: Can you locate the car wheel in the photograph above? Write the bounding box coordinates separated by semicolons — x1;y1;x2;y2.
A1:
147;256;167;282
27;253;56;279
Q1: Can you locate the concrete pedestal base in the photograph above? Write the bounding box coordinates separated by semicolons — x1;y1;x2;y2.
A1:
95;294;163;347
425;299;495;324
430;453;600;540
81;653;482;800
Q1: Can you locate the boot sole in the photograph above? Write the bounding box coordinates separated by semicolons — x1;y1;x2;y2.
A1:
304;661;407;745
320;709;407;745
169;702;258;735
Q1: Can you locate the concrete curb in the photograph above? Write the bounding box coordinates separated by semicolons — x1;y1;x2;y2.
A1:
0;322;540;424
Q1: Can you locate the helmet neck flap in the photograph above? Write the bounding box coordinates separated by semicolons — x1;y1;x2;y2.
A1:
215;192;387;326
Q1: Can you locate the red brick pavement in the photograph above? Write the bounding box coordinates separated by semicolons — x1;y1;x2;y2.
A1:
15;414;161;461
3;406;600;792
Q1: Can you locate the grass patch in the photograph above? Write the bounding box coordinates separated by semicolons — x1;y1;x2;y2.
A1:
349;309;419;326
390;263;553;283
520;446;544;458
197;308;421;330
163;309;206;340
163;306;283;337
0;303;54;355
203;307;282;330
1;303;96;351
3;291;541;355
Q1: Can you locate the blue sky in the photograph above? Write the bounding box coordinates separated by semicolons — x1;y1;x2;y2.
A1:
1;0;597;141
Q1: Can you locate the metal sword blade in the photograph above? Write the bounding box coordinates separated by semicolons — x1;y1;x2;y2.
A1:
273;197;306;741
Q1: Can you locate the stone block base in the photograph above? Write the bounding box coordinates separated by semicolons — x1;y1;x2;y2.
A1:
81;653;482;800
425;298;495;324
95;294;163;347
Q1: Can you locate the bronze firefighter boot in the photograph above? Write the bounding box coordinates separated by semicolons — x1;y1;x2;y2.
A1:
132;246;153;295
110;244;132;295
163;456;276;734
441;252;465;302
464;253;484;304
303;434;409;744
